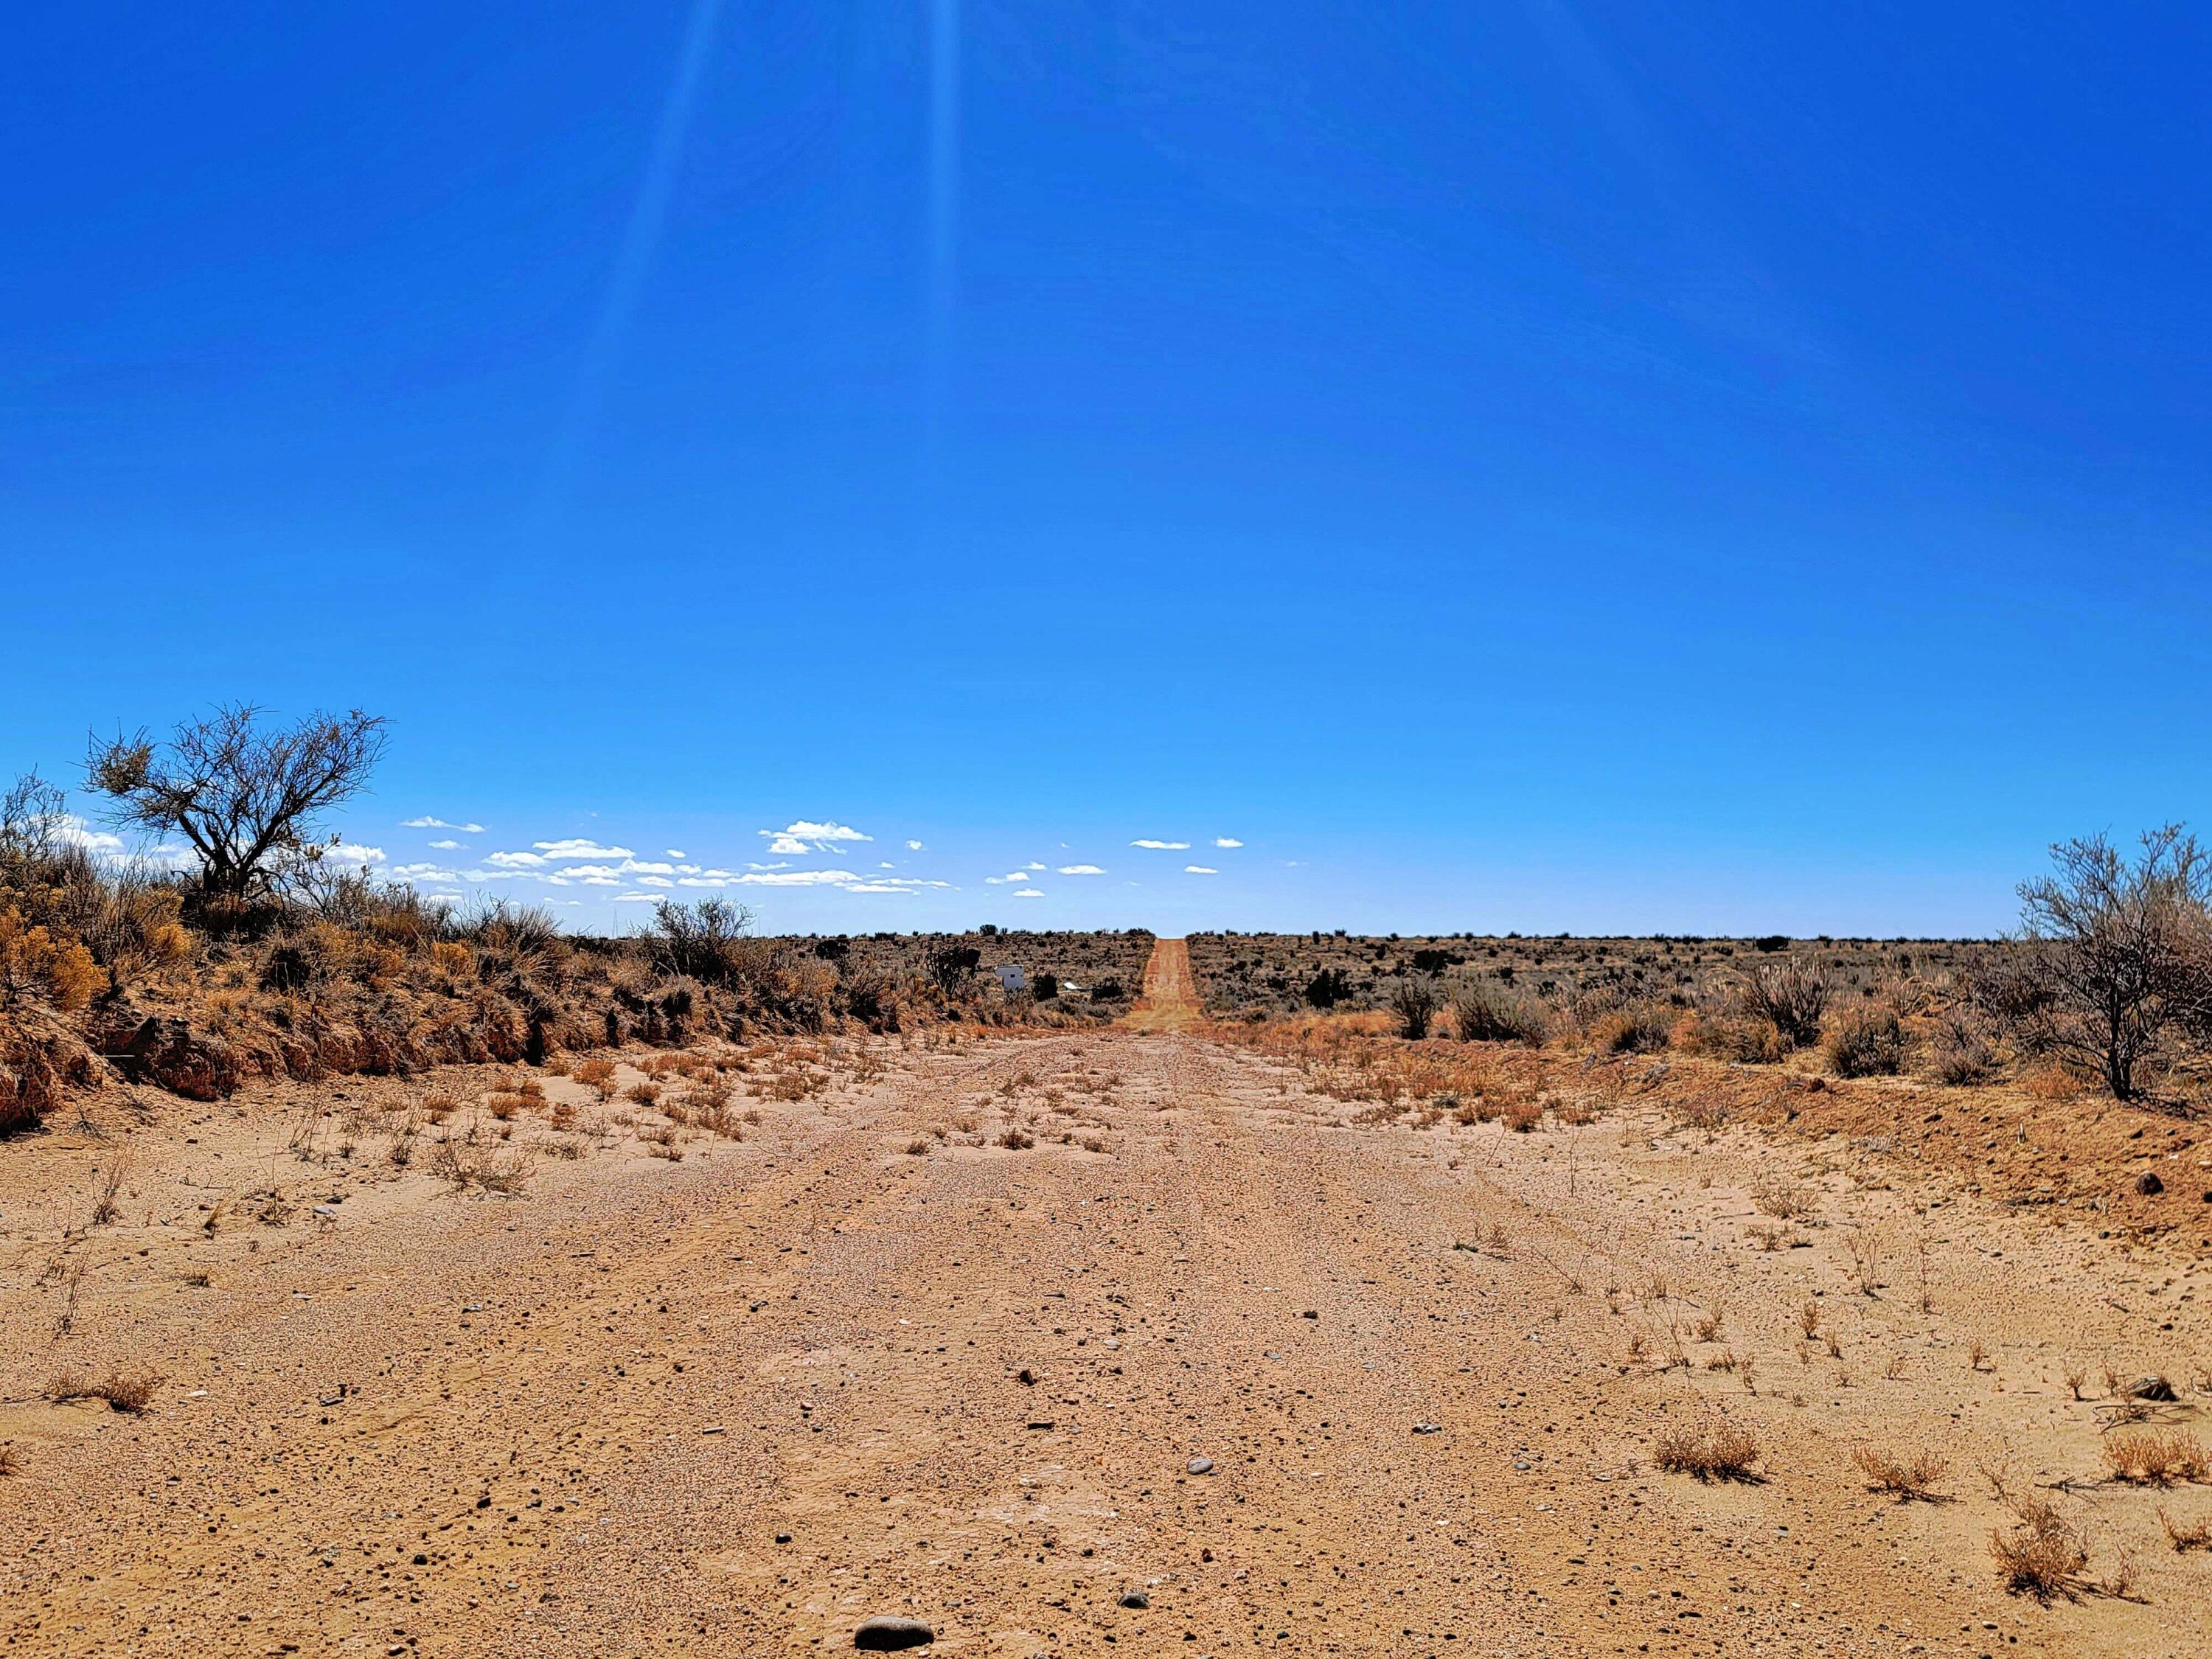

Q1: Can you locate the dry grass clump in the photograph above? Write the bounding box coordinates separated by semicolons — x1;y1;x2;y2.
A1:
46;1368;161;1414
2160;1508;2212;1552
573;1057;618;1099
1990;1497;2090;1601
1854;1444;1950;1501
1824;1001;1906;1077
1651;1419;1761;1482
1449;983;1548;1046
2106;1428;2211;1486
998;1124;1035;1150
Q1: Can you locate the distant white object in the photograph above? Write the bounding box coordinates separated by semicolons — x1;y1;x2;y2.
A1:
995;964;1027;992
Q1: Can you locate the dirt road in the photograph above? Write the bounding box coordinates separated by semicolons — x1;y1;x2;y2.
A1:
3;948;2208;1656
1124;937;1203;1032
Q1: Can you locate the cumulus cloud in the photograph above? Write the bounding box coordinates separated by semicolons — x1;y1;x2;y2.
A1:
1014;888;1044;898
1057;864;1105;875
1131;838;1190;850
330;844;386;866
1184;864;1218;875
404;815;485;833
1214;837;1245;849
731;869;863;887
984;872;1032;884
389;863;459;882
665;849;686;858
1024;861;1046;870
905;839;925;851
613;893;662;903
533;838;633;860
636;875;674;888
486;850;547;869
621;860;675;875
49;815;126;855
841;882;917;894
759;820;871;855
428;838;465;851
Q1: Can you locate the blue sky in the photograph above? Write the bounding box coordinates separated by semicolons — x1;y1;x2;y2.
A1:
4;3;2208;936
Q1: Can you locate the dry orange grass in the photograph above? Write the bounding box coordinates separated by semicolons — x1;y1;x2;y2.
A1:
1990;1498;2089;1601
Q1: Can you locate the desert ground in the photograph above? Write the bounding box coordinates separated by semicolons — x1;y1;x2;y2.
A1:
4;941;2211;1657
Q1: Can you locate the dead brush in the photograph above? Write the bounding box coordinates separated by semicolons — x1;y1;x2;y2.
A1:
2105;1429;2211;1486
1990;1498;2089;1601
573;1057;618;1100
1854;1445;1951;1501
430;1135;535;1194
1651;1420;1761;1482
47;1369;161;1414
998;1124;1035;1151
89;1148;132;1226
2160;1507;2212;1552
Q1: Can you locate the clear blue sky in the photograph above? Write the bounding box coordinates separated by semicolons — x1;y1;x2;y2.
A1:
4;4;2208;936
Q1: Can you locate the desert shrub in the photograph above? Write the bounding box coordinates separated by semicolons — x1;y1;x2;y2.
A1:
1591;1001;1673;1055
648;899;754;982
1924;1006;2000;1085
1738;957;1831;1048
1389;977;1439;1040
2107;1430;2211;1486
1824;1003;1905;1077
1652;1420;1760;1481
1303;967;1352;1009
1990;1498;2089;1601
1033;973;1059;1001
1679;1012;1787;1065
925;943;981;993
2012;825;2212;1100
0;908;99;1012
1854;1445;1950;1500
1450;984;1548;1046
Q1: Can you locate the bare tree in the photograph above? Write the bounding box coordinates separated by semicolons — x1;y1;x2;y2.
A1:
85;705;387;901
2016;825;2212;1101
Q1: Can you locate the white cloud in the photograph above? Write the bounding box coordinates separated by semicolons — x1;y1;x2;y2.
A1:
330;843;386;866
636;875;674;888
985;872;1032;884
905;839;925;851
1214;837;1245;849
554;863;622;880
428;838;465;851
404;815;485;833
745;860;790;872
533;838;632;860
731;869;863;886
760;820;871;854
1014;888;1044;898
676;877;728;887
613;892;663;903
1057;864;1105;876
1132;838;1190;850
389;862;458;882
621;860;675;875
486;850;547;869
49;815;125;855
1024;861;1046;870
665;849;685;858
1184;864;1218;875
841;882;917;894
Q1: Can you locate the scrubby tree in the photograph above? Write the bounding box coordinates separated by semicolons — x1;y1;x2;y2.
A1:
2016;825;2212;1101
86;705;387;901
1391;975;1439;1039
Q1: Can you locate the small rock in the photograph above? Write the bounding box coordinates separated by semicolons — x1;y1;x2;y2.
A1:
1118;1590;1150;1609
1186;1456;1214;1475
854;1615;933;1650
2136;1171;2165;1196
774;1531;793;1544
1412;1422;1441;1435
1016;1368;1036;1386
1301;1310;1318;1321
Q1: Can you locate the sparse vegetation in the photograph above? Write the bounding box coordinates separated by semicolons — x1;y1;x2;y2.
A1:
1651;1420;1761;1481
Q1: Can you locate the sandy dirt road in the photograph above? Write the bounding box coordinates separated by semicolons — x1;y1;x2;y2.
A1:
4;944;2210;1658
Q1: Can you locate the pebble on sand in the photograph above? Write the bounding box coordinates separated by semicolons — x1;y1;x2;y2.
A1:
854;1615;934;1650
1187;1456;1214;1475
1119;1590;1150;1609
